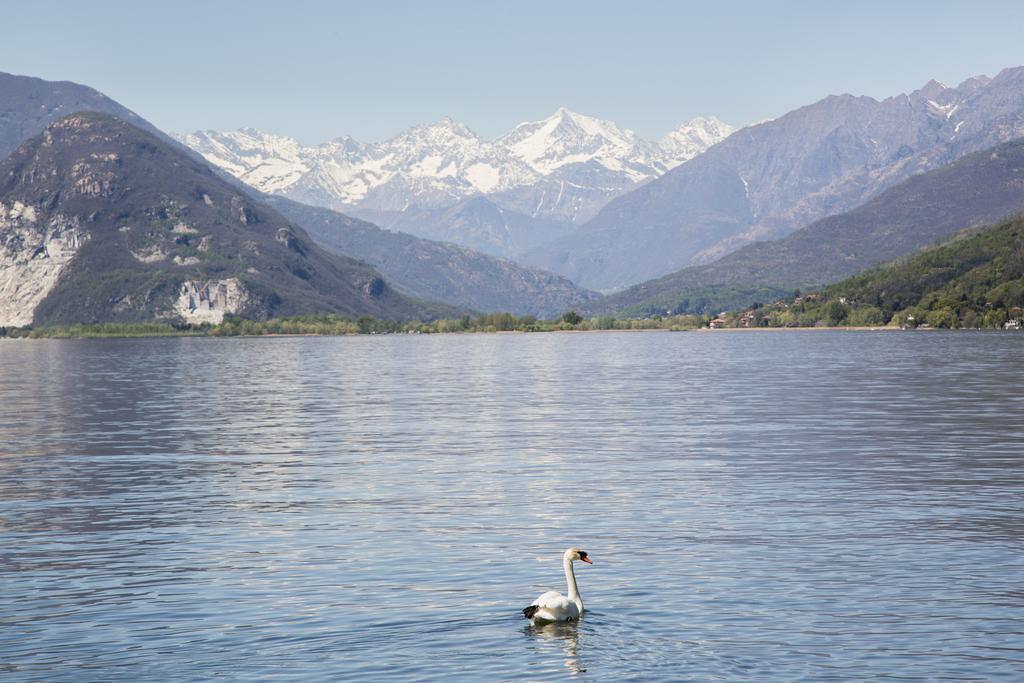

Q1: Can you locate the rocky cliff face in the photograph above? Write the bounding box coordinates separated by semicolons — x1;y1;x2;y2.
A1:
174;278;250;324
526;68;1024;290
0;113;457;327
0;203;86;326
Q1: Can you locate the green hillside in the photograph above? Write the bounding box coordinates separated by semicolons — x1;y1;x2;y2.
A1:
732;217;1024;329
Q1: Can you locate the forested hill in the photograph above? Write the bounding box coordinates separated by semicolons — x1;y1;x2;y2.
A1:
735;217;1024;329
826;217;1024;328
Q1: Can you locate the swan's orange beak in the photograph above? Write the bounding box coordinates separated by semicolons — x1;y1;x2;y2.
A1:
581;557;593;564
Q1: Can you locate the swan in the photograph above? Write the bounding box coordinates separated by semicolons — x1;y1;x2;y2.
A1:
522;547;593;622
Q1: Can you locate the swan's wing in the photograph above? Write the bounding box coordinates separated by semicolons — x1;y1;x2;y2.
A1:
531;591;567;609
524;591;578;621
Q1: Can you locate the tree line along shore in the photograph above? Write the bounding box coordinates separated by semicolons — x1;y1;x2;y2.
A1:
2;305;1020;340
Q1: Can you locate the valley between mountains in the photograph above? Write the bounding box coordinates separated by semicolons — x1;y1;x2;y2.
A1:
2;68;1024;331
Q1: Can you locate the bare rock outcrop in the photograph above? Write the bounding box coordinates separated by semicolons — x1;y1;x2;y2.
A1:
0;202;86;326
174;278;249;324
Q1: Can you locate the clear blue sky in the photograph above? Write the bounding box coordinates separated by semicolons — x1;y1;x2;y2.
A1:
3;0;1022;143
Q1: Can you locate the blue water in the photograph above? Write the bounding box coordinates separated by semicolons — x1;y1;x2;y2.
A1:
1;331;1022;680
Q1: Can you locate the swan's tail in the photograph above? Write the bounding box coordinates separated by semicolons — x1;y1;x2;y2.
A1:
522;605;540;619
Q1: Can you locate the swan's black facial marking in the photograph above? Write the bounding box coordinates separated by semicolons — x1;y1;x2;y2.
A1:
578;551;587;560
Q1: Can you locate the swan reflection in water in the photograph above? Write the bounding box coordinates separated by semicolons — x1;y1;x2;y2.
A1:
524;619;586;675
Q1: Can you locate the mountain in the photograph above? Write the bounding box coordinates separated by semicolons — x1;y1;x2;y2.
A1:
0;113;455;327
498;107;665;178
595;136;1024;316
175;111;733;257
354;195;573;258
485;107;683;225
659;116;737;162
527;68;1024;290
267;196;598;318
743;216;1024;329
822;216;1024;328
0;72;168;159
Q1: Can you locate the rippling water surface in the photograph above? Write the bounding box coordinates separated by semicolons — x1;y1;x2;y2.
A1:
2;331;1023;681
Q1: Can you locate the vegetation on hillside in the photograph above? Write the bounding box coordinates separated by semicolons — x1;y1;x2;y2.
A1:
608;284;791;319
0;311;710;339
714;217;1024;329
7;213;1021;338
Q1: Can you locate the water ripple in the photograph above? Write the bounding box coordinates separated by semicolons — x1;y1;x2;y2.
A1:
1;331;1022;680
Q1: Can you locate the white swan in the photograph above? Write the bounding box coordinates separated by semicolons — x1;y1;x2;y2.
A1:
522;547;593;622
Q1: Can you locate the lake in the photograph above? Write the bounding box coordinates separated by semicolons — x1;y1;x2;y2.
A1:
1;330;1022;681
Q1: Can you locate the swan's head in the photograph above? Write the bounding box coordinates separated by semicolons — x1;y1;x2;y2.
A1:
565;547;593;564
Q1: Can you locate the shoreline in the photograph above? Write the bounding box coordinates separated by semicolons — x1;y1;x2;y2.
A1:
697;325;900;332
3;325;1002;341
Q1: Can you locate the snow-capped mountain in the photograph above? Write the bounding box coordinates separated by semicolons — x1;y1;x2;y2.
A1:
179;120;531;210
176;110;733;257
659;116;736;164
183;127;310;195
523;68;1024;291
498;107;665;179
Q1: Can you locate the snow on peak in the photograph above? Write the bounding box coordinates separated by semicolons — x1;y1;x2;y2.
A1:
659;116;736;167
497;108;659;178
175;109;734;217
404;117;478;139
912;79;955;104
175;128;308;193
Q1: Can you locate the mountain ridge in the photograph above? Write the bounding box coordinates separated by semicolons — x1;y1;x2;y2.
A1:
0;112;456;327
176;110;734;256
592;135;1024;316
0;71;170;159
267;196;598;318
740;216;1024;329
525;67;1024;290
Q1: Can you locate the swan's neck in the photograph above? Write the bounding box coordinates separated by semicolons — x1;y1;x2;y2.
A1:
564;557;583;612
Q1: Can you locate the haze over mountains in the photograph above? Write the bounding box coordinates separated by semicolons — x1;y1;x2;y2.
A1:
527;68;1024;290
177;110;734;258
3;64;1024;328
0;72;168;158
179;69;1024;297
529;71;1024;289
0;72;603;321
594;136;1024;316
267;196;597;318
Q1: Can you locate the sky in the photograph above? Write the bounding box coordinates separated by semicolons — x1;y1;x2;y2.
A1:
2;0;1023;144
